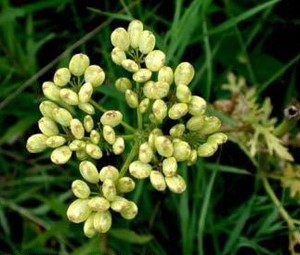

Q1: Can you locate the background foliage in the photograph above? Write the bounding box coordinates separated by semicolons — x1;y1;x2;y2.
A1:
0;0;299;254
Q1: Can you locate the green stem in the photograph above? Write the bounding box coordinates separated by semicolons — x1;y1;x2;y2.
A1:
136;83;143;130
119;141;139;177
273;118;297;137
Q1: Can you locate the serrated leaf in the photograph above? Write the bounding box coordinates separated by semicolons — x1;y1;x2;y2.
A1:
109;228;152;244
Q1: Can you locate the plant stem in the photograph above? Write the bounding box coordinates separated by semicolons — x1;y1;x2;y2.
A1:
136;83;143;130
119;141;139;177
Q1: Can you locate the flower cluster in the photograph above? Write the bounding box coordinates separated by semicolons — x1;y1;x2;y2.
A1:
26;19;227;237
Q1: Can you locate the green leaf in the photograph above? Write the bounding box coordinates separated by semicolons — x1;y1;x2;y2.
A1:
109;228;153;244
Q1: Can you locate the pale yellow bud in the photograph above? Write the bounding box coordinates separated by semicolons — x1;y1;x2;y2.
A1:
121;59;139;73
189;96;207;116
148;128;163;149
152;99;167;121
60;88;79;105
38;117;59;136
138;142;153;163
78;103;95;115
84;65;105;87
174;62;194;86
46;135;66;148
39;100;58;118
53;67;71;87
26;133;48;153
85;143;103;159
198;116;221;136
70;118;85;139
69;139;86;151
145;50;166;72
52;107;73;127
129;160;152;179
120;201;138;220
83;115;94;132
173;140;191;162
50;145;72;164
187;149;198;165
110;196;130;212
154;136;174;157
150;170;166;191
197;143;218;157
139;30;155;54
143;81;169;99
69;53;90;76
67;199;91;223
90;129;101;144
111;27;130;51
115;77;132;93
42;81;60;101
100;110;123;127
72;180;91;199
103;125;116;145
176;84;191;103
132;68;152;83
112;137;125;155
125;89;138;108
207;132;227;145
78;82;93;103
111;47;127;65
138;98;150;114
169;123;185;138
93;210;112;233
168;103;188;120
158;66;173;84
186;115;205;131
165;175;186;193
88;197;110;211
128;19;143;49
102;179;117;201
83;213;96;238
99;165;119;182
162;157;177;177
116;177;135;193
79;160;99;183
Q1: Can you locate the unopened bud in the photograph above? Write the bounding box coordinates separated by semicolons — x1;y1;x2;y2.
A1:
143;81;169;99
176;84;191;103
186;115;205;131
102;179;117;201
53;67;71;87
70;118;85;139
78;82;93;103
174;62;194;86
99;165;119;182
121;59;139;73
133;68;152;83
187;149;198;165
198;116;221;136
111;27;130;51
60;88;79;105
110;196;130;212
125;89;138;108
42;81;60;101
165;175;186;193
116;177;135;193
138;142;153;163
197;143;218;157
148;128;163;149
83;213;96;238
69;53;90;76
79;160;99;183
115;77;132;93
38;117;59;136
69;139;86;151
52;107;73;127
168;103;188;120
112;137;125;155
26;133;48;153
207;132;227;145
145;50;165;72
100;110;123;127
154;136;174;157
128;19;143;49
150;170;166;191
129;160;152;179
152;99;167;121
173;140;191;162
111;47;127;66
90;129;100;144
85;143;103;159
83;115;94;132
84;65;105;87
76;149;88;161
189;96;207;116
72;180;91;199
162;157;177;177
50;145;72;164
88;197;110;211
169;123;185;138
158;66;173;84
138;98;150;113
120;201;138;220
39;100;58;118
139;30;155;54
103;125;116;145
46;135;66;148
78;103;95;115
67;199;91;223
93;211;112;233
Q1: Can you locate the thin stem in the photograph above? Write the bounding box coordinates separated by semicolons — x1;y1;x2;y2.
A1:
119;141;139;177
135;82;143;130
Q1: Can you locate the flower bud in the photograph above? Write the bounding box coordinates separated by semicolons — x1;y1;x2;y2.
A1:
187;149;198;165
120;201;138;220
150;170;166;191
162;157;177;177
145;50;165;72
100;110;123;127
121;59;139;73
42;81;60;101
207;132;227;145
116;177;135;193
148;128;163;149
186;115;205;131
125;89;138;108
176;84;191;103
99;165;119;182
169;123;185;138
60;88;79;105
173;140;191;162
198;116;221;136
132;68;152;83
76;149;88;161
83;213;96;238
52;107;73;127
152;99;167;121
154;136;174;157
90;129;101;144
38;117;59;136
111;27;130;51
83;115;94;132
115;77;132;93
79;160;99;183
72;180;91;199
50;145;72;164
111;47;127;65
158;66;173;84
197;143;218;157
46;135;66;148
84;65;105;87
53;67;71;87
110;196;130;212
39;100;58;118
139;30;155;54
189;96;207;116
78;103;95;115
70;118;85;139
26;133;48;153
138;142;153;163
69;139;86;151
129;160;152;179
85;143;103;159
93;210;112;233
67;199;91;223
102;179;117;201
112;137;125;155
69;53;90;76
165;175;186;193
168;103;188;120
138;98;150;113
78;82;93;103
103;125;116;145
143;81;169;99
174;62;194;86
128;19;143;49
88;197;110;211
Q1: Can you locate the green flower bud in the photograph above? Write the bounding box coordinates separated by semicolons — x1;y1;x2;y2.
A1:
50;145;72;164
174;62;194;86
121;59;139;73
162;157;177;177
150;170;166;191
168;103;188;120
84;65;105;87
90;129;101;144
52;107;73;127
103;125;116;145
79;160;99;183
88;197;110;211
70;118;85;139
99;165;119;182
186;115;205;131
42;81;60;101
115;77;132;93
39;100;58;118
46;135;66;148
78;82;93;103
69;53;90;76
158;66;173;84
138;142;153;163
173;140;191;162
38;117;59;136
110;196;130;212
138;30;155;54
111;47;127;66
60;88;79;105
145;50;165;72
187;149;198;165
148;113;160;124
207;132;227;145
154;136;174;157
143;81;169;99
165;175;186;193
93;210;112;233
176;84;191;103
102;179;117;201
83;213;97;238
67;199;91;223
197;143;218;157
132;68;152;83
120;201;138;220
148;128;163;149
128;19;143;49
100;110;123;127
169;123;185;138
69;139;86;151
53;67;71;87
152;99;167;121
129;160;152;179
189;96;207;116
85;143;103;159
111;27;130;51
138;98;150;114
72;180;91;199
78;103;95;115
125;89;138;108
116;177;135;193
76;149;88;161
198;116;222;136
83;115;94;132
26;133;48;153
112;137;125;155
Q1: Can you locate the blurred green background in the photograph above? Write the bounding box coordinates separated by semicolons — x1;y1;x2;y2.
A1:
0;0;299;254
